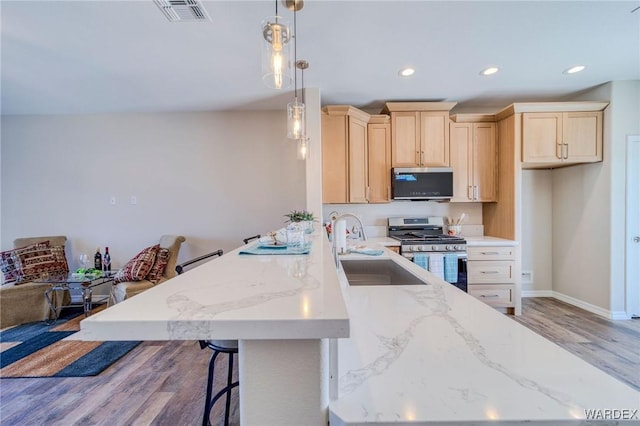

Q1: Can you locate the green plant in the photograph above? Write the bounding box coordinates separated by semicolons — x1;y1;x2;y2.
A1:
284;209;316;223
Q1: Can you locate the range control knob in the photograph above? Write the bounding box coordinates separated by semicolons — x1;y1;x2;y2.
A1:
455;245;465;251
446;245;454;251
404;246;413;252
432;245;439;251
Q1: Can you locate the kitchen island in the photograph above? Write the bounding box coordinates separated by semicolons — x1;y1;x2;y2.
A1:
331;248;640;425
81;234;640;425
81;231;349;425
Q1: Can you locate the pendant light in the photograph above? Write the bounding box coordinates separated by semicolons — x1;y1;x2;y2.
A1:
287;3;305;140
261;1;292;89
295;60;309;160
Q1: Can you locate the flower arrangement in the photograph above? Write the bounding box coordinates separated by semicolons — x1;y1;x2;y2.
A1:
284;209;316;223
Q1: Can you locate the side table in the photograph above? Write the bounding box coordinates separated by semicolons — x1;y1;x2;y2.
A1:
32;272;116;323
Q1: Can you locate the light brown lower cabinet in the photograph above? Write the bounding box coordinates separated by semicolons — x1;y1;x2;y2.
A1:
467;245;519;314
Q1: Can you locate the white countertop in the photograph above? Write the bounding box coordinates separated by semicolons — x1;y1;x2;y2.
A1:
465;236;519;246
330;249;640;425
80;232;349;341
367;236;400;247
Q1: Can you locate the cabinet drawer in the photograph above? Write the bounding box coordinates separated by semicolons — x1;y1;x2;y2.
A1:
467;246;515;261
469;285;514;307
468;260;515;283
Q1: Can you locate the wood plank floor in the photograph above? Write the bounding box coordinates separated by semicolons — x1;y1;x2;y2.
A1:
511;297;640;391
1;297;638;425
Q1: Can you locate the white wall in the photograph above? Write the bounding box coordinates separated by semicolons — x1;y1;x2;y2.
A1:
551;81;640;315
1;111;306;269
521;170;552;293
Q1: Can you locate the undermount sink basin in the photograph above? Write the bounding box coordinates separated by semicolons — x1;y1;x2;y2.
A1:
341;259;427;286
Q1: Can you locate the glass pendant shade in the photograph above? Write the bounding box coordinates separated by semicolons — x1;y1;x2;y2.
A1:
287;100;305;140
297;138;308;160
261;16;292;89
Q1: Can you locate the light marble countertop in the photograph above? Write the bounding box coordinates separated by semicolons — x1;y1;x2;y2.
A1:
367;236;400;246
80;232;349;341
330;248;640;425
465;236;519;247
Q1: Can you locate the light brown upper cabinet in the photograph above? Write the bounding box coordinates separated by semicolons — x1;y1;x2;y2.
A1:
367;115;392;203
519;105;605;169
382;102;457;167
449;117;497;202
322;106;371;203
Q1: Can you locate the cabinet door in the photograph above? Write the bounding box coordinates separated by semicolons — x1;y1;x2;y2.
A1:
420;111;450;166
473;123;497;201
563;111;602;163
348;117;368;203
449;122;473;201
522;112;563;163
367;121;391;203
322;114;348;203
391;112;420;167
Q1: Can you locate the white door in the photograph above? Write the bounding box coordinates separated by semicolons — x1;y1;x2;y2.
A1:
626;135;640;318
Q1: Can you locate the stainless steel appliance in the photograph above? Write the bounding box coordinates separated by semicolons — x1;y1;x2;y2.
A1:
391;167;453;200
388;217;467;292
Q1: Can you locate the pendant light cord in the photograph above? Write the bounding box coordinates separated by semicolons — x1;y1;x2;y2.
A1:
293;2;298;101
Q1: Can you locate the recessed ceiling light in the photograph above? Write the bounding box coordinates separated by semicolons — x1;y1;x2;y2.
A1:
398;67;415;77
480;66;500;76
564;65;586;74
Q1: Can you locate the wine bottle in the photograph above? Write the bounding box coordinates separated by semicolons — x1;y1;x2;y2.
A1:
103;247;111;272
94;247;102;270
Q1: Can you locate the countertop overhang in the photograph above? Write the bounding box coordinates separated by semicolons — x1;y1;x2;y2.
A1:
80;232;349;341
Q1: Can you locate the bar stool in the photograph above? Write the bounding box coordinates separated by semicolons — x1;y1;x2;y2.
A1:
175;250;238;426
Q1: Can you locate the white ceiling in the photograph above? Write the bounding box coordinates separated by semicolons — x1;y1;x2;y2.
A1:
1;0;639;116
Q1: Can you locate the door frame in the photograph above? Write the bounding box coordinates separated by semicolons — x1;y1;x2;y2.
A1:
626;135;640;318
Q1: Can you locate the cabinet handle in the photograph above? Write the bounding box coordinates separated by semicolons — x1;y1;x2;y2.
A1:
474;186;478;200
421;150;424;165
480;294;500;298
481;271;500;274
564;143;569;159
366;186;370;202
481;251;500;255
416;150;420;165
468;186;473;200
556;143;562;159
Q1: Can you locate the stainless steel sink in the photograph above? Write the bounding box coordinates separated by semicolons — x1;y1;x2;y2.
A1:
340;259;427;286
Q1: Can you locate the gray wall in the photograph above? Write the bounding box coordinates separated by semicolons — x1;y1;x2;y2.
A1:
1;111;306;270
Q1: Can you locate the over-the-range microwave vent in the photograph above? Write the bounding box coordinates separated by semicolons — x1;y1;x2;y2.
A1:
154;0;211;22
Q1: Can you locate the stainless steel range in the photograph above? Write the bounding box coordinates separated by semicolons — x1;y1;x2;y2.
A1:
388;217;468;292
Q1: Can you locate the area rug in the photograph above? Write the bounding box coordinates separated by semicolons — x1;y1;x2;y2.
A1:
0;305;140;378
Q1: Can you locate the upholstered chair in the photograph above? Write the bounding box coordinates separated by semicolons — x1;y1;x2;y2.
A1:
0;235;69;328
110;235;186;304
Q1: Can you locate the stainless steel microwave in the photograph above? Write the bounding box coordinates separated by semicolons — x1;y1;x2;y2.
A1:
391;167;454;200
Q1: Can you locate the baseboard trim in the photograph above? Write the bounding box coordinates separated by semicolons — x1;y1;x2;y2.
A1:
522;290;553;298
547;291;631;320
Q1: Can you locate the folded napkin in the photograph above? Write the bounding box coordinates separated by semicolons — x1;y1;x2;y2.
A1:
413;253;429;270
239;242;311;256
348;246;384;256
443;253;459;283
428;253;445;280
259;228;287;245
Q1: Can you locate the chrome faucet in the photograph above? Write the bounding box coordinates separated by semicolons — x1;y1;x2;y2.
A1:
331;213;367;266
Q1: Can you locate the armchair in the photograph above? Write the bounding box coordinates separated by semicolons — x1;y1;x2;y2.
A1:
110;235;185;305
0;235;69;328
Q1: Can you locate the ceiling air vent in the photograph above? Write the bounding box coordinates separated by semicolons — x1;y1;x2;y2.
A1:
154;0;211;22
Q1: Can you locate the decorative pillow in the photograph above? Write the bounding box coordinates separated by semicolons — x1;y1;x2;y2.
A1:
13;242;70;282
114;245;159;284
146;248;171;284
0;241;51;283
